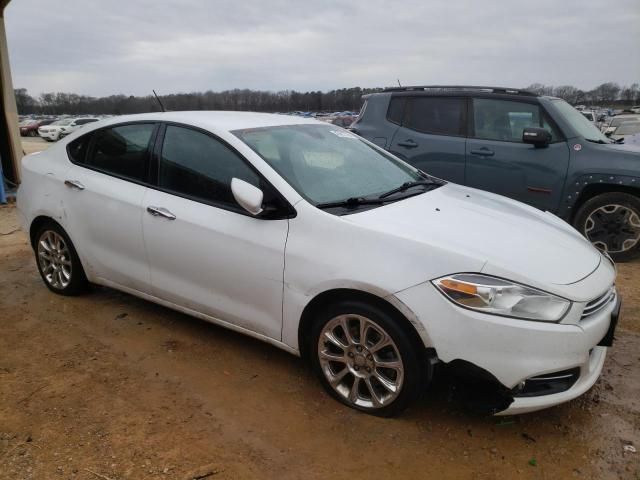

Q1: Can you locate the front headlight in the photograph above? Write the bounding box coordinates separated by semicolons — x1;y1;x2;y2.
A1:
432;274;570;322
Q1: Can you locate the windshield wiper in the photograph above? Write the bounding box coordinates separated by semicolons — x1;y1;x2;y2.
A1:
316;197;386;210
378;179;439;199
584;138;611;144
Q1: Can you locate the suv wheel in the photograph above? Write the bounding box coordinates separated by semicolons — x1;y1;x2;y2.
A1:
310;300;425;417
573;192;640;262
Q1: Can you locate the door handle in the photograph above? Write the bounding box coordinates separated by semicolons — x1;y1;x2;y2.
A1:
64;179;85;190
397;139;418;149
470;148;495;157
146;206;176;220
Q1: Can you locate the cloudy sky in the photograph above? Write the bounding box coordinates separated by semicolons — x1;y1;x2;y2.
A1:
4;0;640;97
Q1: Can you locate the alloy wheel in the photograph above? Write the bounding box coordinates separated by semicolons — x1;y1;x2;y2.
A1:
317;314;404;409
37;230;73;289
585;204;640;253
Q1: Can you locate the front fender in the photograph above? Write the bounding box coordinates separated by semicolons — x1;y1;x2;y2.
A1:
557;173;640;220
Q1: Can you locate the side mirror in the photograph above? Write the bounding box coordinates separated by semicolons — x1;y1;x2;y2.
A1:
605;131;613;137
522;127;552;148
231;178;264;216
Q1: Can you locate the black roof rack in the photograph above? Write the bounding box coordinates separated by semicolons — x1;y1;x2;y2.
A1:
382;85;537;96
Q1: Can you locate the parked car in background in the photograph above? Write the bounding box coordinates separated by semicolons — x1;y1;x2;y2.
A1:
351;85;640;261
17;111;619;416
318;114;356;128
609;121;640;142
39;117;100;141
601;114;640;135
19;118;55;137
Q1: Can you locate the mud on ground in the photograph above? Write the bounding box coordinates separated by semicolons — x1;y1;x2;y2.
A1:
1;192;639;479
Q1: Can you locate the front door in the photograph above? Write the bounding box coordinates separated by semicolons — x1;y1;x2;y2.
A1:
465;98;570;212
142;124;289;340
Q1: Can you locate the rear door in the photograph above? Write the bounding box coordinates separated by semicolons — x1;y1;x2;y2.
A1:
466;98;570;212
388;96;467;183
142;124;289;340
63;122;157;292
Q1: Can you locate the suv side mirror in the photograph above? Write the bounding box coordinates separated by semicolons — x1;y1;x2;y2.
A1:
522;127;552;148
604;130;613;137
231;178;264;216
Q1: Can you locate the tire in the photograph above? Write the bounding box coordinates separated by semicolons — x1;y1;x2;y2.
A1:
34;221;89;296
29;130;37;137
310;299;426;417
573;192;640;262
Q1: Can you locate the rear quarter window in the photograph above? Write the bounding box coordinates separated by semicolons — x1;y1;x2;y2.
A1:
386;97;406;125
67;132;94;163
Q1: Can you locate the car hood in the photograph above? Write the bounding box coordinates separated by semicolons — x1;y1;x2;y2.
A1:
345;183;601;287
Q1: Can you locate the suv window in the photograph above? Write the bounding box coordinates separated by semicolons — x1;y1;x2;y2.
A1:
84;123;155;182
472;99;559;142
404;97;465;136
386;97;406;125
159;125;260;209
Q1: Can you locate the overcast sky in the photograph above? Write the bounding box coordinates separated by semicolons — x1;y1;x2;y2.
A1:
5;0;640;97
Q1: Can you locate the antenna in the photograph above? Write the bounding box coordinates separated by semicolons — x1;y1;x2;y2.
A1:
397;79;402;87
152;89;166;112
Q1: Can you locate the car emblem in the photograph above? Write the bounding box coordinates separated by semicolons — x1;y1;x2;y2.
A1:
573;143;582;151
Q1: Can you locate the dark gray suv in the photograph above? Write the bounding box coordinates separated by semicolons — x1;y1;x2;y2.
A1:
351;86;640;261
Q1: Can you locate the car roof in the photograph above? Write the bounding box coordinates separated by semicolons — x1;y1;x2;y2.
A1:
96;111;319;132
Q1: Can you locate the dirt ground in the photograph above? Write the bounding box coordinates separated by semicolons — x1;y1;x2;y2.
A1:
1;139;639;479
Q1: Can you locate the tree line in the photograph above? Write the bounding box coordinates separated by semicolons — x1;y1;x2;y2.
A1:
13;87;381;116
14;82;639;116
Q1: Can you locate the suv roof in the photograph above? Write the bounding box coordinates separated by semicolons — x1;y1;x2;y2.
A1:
381;85;538;97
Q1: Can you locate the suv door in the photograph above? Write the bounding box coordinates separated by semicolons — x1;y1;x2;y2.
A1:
142;124;289;340
388;96;467;183
63;122;157;292
466;98;570;212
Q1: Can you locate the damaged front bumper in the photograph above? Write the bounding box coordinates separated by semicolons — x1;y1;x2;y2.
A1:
395;271;619;415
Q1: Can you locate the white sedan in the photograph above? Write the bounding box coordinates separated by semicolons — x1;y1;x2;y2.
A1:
17;112;619;416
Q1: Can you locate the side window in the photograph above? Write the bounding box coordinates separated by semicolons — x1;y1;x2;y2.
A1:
159;126;260;209
85;123;155;182
386;97;406;125
472;99;559;142
404;97;465;136
67;132;95;163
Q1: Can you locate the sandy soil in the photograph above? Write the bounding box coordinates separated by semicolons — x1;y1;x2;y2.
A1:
1;143;639;479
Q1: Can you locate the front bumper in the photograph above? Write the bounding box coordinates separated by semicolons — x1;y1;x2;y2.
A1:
500;345;607;415
395;272;617;415
38;129;60;140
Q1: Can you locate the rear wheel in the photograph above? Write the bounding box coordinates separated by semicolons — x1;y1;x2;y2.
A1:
34;222;88;295
310;300;425;417
573;192;640;262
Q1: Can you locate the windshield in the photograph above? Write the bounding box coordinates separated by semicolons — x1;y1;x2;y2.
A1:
551;99;610;143
51;119;73;126
233;124;425;206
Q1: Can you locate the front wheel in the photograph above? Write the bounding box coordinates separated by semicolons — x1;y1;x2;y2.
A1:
573;192;640;262
310;300;426;417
